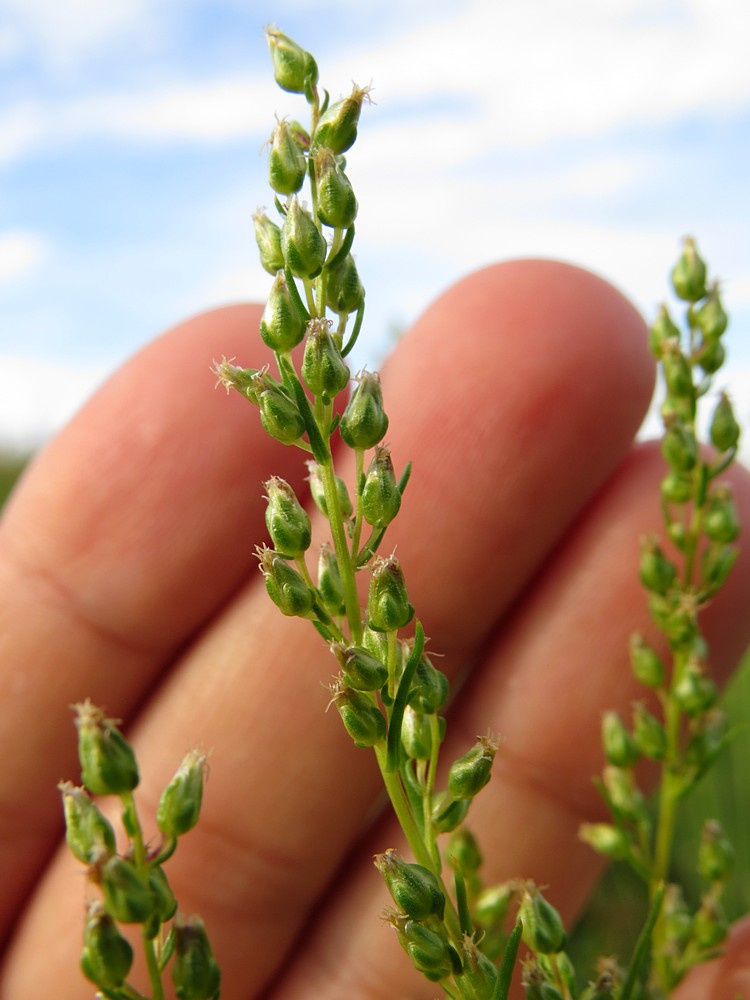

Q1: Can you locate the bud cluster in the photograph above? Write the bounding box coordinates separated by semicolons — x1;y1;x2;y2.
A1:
61;701;219;998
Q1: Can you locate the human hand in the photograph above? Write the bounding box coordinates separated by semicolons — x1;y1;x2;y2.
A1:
1;259;748;998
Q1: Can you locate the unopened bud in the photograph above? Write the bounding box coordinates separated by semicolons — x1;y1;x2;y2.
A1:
339;369;388;449
59;782;116;863
305;460;353;518
673;657;717;716
474;883;512;928
662;348;694;400
99;855;154;924
602;765;646;823
260;270;307;351
264;476;311;557
265;27;318;95
696;337;725;374
281;196;326;279
432;791;469;833
317;543;345;616
446;827;482;874
710;393;741;453
257;545;313;617
329;677;386;747
313;147;357;229
639;536;676;595
367;553;413;632
660;470;693;505
267;118;306;195
157;749;207;839
362;445;401;528
400;705;434;760
579;822;630;860
661;419;698;472
301;317;350;399
455;936;499;996
408;654;449;714
81;902;133;990
149;864;178;924
632;702;667;760
447;736;496;799
331;642;388;691
252;211;284;274
704;485;740;544
694;284;728;340
374;848;445;920
254;374;305;444
73;700;139;796
327;253;365;314
648;304;680;358
698;820;735;883
171;914;221;1000
629;633;665;688
602;711;639;768
519;884;567;955
389;915;453;981
671;237;707;302
693;896;728;950
314;84;371;154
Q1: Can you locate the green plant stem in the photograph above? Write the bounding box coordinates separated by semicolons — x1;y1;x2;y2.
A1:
319;455;361;643
121;791;165;1000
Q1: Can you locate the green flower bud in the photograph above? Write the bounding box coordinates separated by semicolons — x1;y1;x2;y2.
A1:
474;883;512;928
522;959;565;1000
314;84;371;154
157;749;207;839
662;348;694;400
446;827;483;874
259;270;307;352
305;460;353;518
661;419;698;473
329;677;386;747
699;819;735;883
702;542;737;593
281;195;327;278
710;392;741;452
367;553;413;632
694;896;728;950
257;545;313;617
265;26;318;95
639;536;676;594
327;253;365;314
602;710;639;768
696;337;725;374
99;855;154;924
408;654;449;714
317;542;345;616
264;476;311;557
629;633;665;688
73;700;139;797
253;372;305;444
212;358;262;403
81;902;133;990
649;591;699;648
455;936;499;996
448;736;497;799
579;822;630;860
313;147;357;229
648;304;680;358
660;470;694;505
400;705;434;760
252;211;284;274
331;642;388;691
361;445;401;529
59;782;116;863
603;765;647;823
267;118;306;195
632;702;667;760
432;791;469;833
149;864;178;923
301;317;350;399
374;848;445;921
686;708;728;772
694;283;728;339
704;485;740;543
519;884;567;955
674;657;717;716
389;915;453;981
671;236;707;302
339;369;388;449
171;914;221;1000
662;884;693;951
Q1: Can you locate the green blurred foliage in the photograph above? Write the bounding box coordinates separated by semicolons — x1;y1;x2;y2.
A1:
0;452;29;508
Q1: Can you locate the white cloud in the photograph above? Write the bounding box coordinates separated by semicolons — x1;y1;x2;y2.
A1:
0;232;47;285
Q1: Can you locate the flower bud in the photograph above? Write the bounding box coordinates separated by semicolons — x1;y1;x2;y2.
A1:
389;915;453;981
259;270;307;352
339;369;388;449
264;476;312;557
374;848;445;921
367;553;413;632
603;765;647;823
519;884;567;955
671;237;707;302
331;642;388;691
704;485;739;544
301;317;350;399
579;822;630;860
696;337;725;374
329;677;386;747
73;700;139;796
157;749;207;839
253;373;305;444
265;27;318;95
99;855;154;924
673;657;717;716
660;470;693;505
305;460;353;518
400;705;434;760
648;304;680;358
710;393;740;453
361;445;401;528
314;84;371;154
252;211;284;274
455;936;499;997
702;542;737;593
267;118;306;195
639;536;676;595
81;902;133;990
317;543;345;616
474;883;512;928
149;864;178;923
662;347;694;400
171;913;221;1000
632;702;667;760
313;147;357;229
59;782;116;863
432;791;469;833
629;633;665;688
662;884;693;950
661;419;697;472
699;819;735;883
408;654;449;714
281;196;326;279
602;711;639;768
257;545;313;616
327;253;365;314
448;736;497;799
693;896;728;950
446;827;482;874
694;284;728;339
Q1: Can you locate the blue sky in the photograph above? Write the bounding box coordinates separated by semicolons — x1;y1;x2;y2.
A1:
1;0;748;452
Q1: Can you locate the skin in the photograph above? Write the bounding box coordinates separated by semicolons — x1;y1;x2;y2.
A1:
0;259;748;999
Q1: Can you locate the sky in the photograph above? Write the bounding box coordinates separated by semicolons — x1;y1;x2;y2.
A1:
0;0;748;456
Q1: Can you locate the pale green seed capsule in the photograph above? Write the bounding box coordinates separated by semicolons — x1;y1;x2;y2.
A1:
408;655;449;714
149;864;178;923
305;461;353;519
694;896;728;949
157;749;207;839
73;700;139;797
327;253;365;314
694;284;728;339
59;782;116;864
400;705;433;760
632;702;667;760
519;885;567;955
447;736;497;799
367;553;413;632
696;337;725;374
662;348;694;400
699;820;735;883
339;369;388;449
259;270;307;352
314;147;357;229
702;543;737;593
267;119;306;195
710;393;741;452
253;375;305;445
446;827;482;874
660;470;694;505
674;659;717;716
671;236;707;302
301;317;350;399
318;543;345;616
81;902;133;990
639;536;676;594
374;848;445;921
281;196;327;278
579;822;630;860
389;915;453;982
264;476;311;557
661;420;698;473
602;711;639;768
329;677;386;748
253;211;284;275
455;937;499;996
265;27;318;95
100;855;154;924
603;765;647;823
474;883;512;927
704;486;740;543
257;546;313;617
331;642;388;691
314;84;370;154
171;914;221;1000
432;791;469;833
648;304;680;358
629;633;665;688
361;445;401;529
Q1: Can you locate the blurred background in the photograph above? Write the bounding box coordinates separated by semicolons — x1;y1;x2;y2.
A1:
0;0;748;453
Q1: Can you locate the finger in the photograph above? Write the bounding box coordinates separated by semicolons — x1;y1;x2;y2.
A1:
268;445;750;1000
2;260;655;998
0;303;308;936
674;917;750;998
